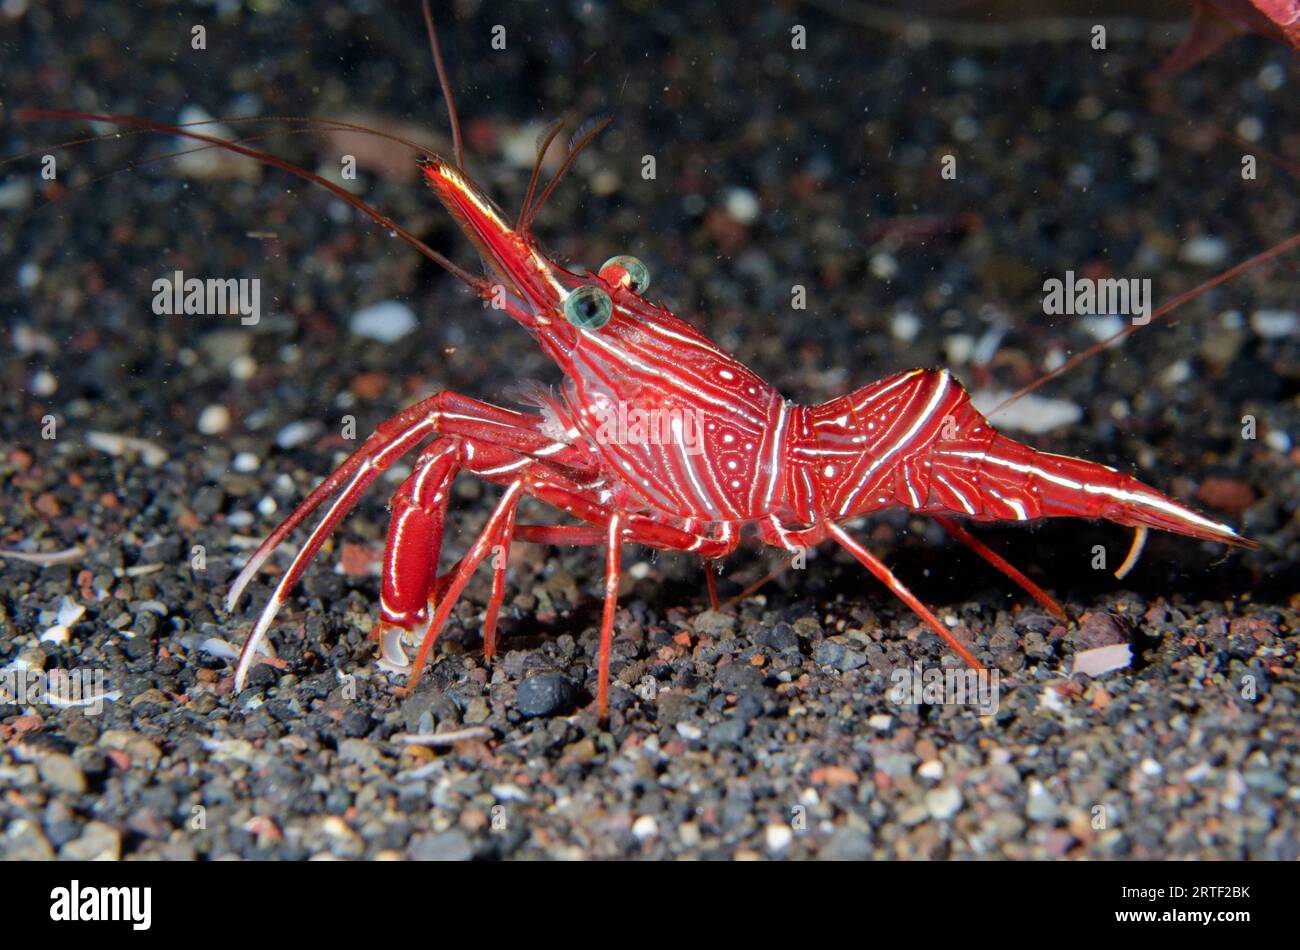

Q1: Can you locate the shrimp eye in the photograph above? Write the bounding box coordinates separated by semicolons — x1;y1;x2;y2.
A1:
563;284;613;329
599;254;651;294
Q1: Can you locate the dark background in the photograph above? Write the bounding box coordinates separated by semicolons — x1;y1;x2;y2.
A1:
0;1;1296;860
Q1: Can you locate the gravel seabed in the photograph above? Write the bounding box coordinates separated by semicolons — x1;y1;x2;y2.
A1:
1;2;1297;860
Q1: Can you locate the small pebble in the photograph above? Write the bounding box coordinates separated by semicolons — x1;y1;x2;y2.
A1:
4;820;54;861
722;187;760;225
1083;314;1125;341
870;252;899;280
1251;309;1297;339
1161;360;1191;386
60;821;121;861
17;262;41;289
229;354;257;380
173;105;262;181
765;824;793;853
917;760;945;781
970;391;1082;435
944;333;975;365
515;672;577;718
99;729;163;769
814;639;867;671
631;815;659;839
38;754;87;795
676;722;704;741
692;609;736;637
1025;779;1058;822
1258;63;1285;90
232;451;260;473
56;597;84;627
951;115;979;142
276;419;323;449
0;179;33;211
197;404;231;435
87;431;169;467
30;370;57;396
1180;235;1229;267
924;786;962;820
1235;112;1264;140
39;625;70;645
350;300;417;343
821;826;873;859
891;310;921;342
501;120;556;169
408;830;474;861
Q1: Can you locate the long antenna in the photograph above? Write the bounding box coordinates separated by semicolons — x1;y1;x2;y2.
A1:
17;110;488;292
992;231;1300;416
422;0;465;170
521;115;613;234
520;118;566;228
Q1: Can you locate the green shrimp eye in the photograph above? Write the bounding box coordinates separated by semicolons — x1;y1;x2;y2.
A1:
563;284;613;329
599;254;651;294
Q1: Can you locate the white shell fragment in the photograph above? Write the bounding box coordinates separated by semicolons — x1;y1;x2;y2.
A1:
973;390;1084;435
197;404;231;435
722;187;761;225
40;626;70;645
1072;643;1133;678
1179;235;1229;267
275;419;324;450
87;431;169;467
172;106;263;181
350;300;417;343
1251;309;1297;339
42;597;86;644
56;597;86;628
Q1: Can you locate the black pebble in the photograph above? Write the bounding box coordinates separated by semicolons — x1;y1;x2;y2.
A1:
814;640;868;671
341;708;372;737
760;622;800;652
515;672;578;718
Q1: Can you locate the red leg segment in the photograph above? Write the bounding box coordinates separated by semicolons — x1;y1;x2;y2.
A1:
481;496;518;663
513;524;606;545
704;564;721;611
378;446;742;693
398;479;525;696
826;522;985;671
228;384;748;696
228;389;593;615
228;393;444;616
230;391;597;690
597;513;624;720
931;515;1068;621
373;439;463;672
